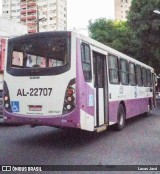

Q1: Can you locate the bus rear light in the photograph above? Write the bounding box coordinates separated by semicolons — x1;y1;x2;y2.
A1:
66;104;72;110
67;88;75;95
64;103;75;111
67;96;74;102
5;103;9;108
3;81;12;112
4;96;9;101
63;78;76;114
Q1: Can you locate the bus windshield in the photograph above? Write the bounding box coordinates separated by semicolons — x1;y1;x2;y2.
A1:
11;36;68;68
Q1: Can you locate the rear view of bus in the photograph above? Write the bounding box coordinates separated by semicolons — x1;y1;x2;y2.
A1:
3;32;78;129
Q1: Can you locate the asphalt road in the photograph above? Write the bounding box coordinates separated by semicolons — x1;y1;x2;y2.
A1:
0;102;160;173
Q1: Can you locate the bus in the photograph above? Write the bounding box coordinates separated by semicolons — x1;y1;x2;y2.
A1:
3;31;156;132
156;76;160;99
0;37;6;114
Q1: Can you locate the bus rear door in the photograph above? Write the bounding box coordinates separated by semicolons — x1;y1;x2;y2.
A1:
93;51;108;128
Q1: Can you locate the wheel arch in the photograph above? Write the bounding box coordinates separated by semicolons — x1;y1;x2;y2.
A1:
115;100;126;131
148;98;152;110
119;101;126;116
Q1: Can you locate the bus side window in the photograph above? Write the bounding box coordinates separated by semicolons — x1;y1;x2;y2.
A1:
142;67;147;87
147;69;152;87
129;62;136;86
108;54;119;84
136;65;143;86
120;58;129;85
81;43;92;82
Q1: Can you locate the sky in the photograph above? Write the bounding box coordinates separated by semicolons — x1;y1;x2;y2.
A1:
0;1;2;16
67;0;114;30
0;0;115;35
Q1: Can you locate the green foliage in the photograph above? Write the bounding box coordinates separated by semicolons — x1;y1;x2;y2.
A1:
88;18;132;55
127;0;160;73
88;0;160;74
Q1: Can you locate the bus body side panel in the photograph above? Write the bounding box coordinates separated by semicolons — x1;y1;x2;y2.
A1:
108;101;119;124
108;99;143;124
76;38;95;131
125;86;153;117
125;98;151;118
108;84;153;123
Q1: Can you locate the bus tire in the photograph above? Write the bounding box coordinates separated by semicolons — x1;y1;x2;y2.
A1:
144;103;151;117
115;104;126;131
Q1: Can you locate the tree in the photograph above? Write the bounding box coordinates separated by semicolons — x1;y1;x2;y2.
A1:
88;18;132;55
88;18;115;46
127;0;160;74
88;0;160;73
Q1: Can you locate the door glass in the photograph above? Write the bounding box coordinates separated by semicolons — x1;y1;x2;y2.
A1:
94;55;104;88
97;57;104;88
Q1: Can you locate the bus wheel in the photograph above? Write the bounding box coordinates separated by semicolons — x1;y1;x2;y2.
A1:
144;103;151;117
115;104;126;131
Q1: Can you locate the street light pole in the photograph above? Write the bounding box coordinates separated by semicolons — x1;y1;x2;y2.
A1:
37;5;39;33
35;5;46;33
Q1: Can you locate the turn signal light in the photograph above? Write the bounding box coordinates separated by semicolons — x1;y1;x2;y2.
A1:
67;88;75;95
3;81;11;112
4;96;9;101
63;79;76;114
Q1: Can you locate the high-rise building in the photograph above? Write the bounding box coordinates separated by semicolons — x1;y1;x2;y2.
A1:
2;0;67;33
2;0;20;22
114;0;132;21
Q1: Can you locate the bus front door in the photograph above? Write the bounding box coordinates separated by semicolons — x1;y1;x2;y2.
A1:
93;52;108;127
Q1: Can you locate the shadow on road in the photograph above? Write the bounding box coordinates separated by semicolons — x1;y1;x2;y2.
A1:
13;126;113;149
1;100;160;150
11;110;158;151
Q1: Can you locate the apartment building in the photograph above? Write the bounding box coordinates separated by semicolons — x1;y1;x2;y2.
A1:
114;0;132;20
2;0;67;33
2;0;20;22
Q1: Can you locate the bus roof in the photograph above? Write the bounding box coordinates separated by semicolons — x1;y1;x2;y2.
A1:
73;31;154;71
9;31;154;72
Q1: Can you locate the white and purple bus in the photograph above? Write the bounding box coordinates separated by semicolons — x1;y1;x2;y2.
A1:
156;76;160;99
3;31;156;132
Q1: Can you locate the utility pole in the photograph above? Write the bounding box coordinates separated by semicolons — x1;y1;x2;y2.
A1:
36;5;39;33
36;5;46;33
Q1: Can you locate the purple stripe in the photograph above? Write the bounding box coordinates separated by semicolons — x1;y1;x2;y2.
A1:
109;101;119;123
109;97;151;123
4;108;80;128
125;98;148;118
76;38;94;116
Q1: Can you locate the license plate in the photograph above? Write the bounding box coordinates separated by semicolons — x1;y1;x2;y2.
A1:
28;105;42;111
